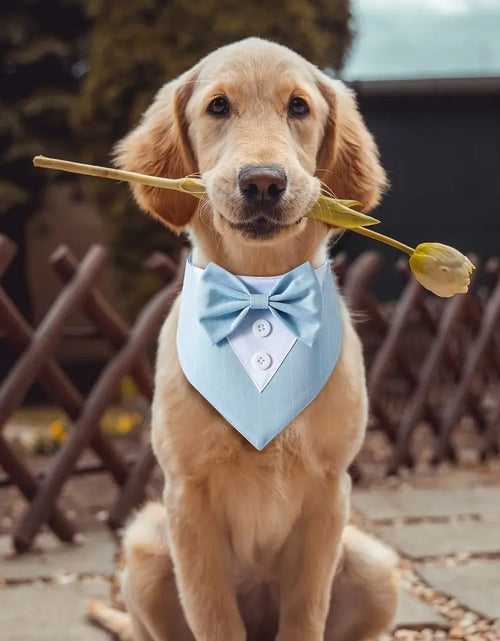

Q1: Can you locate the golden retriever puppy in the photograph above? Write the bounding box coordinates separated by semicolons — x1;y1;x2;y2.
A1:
89;38;397;641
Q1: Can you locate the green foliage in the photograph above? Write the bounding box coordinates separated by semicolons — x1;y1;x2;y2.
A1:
75;0;352;315
0;0;89;217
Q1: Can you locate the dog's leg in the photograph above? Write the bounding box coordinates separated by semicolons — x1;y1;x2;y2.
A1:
275;473;350;641
165;480;246;641
88;502;195;641
325;526;399;641
121;503;195;641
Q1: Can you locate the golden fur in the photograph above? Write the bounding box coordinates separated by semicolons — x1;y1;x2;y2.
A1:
89;38;397;641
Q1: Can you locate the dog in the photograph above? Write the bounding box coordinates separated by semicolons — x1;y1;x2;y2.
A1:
89;38;398;641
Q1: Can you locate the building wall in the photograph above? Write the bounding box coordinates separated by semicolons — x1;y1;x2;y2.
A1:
337;89;500;298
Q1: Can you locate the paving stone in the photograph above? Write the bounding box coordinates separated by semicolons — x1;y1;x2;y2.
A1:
375;521;500;559
0;531;116;581
0;577;110;641
417;559;500;620
393;589;449;629
353;486;500;521
404;468;500;490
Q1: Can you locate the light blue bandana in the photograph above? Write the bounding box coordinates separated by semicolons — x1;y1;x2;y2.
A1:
176;255;343;450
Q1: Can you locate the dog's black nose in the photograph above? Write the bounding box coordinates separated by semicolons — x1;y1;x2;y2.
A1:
238;166;287;206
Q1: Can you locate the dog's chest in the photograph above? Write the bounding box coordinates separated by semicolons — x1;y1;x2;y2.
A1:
211;459;306;574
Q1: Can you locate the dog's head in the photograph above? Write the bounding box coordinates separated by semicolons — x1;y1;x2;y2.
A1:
116;38;386;267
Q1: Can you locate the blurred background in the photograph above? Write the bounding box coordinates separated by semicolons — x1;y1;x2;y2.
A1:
3;0;499;325
1;3;500;639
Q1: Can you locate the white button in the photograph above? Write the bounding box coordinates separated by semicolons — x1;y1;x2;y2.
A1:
251;351;272;370
252;319;272;338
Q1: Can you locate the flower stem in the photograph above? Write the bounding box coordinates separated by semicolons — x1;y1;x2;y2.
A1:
352;226;415;255
33;155;205;196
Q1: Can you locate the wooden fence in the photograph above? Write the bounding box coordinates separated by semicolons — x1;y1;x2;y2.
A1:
0;234;499;551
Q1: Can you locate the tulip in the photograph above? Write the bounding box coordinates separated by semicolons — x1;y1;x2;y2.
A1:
354;228;475;297
409;242;475;297
33;155;475;297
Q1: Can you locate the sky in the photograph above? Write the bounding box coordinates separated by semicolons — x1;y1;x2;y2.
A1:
342;0;500;80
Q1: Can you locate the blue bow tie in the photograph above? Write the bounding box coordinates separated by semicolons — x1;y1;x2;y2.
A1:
197;261;323;346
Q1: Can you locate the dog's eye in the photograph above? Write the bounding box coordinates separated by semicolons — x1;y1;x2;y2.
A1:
207;96;230;117
288;97;309;118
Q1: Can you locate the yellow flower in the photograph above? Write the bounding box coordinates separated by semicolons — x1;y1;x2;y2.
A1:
409;243;475;297
115;412;142;434
115;414;134;434
49;419;67;442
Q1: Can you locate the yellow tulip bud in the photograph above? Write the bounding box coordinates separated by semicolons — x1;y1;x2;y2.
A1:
409;243;475;297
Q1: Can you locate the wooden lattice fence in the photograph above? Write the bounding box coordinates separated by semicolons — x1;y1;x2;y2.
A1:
0;234;499;551
339;251;500;473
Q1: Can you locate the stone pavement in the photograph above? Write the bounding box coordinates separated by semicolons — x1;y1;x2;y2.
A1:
1;466;499;640
0;531;115;641
353;466;500;639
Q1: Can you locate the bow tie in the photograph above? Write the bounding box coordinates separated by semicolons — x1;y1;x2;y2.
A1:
197;261;323;346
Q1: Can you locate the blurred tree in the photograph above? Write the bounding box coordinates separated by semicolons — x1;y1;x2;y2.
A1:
0;0;89;317
76;0;352;315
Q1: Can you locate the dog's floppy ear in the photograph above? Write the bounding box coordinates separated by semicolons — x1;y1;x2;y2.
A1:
114;70;198;231
315;76;387;212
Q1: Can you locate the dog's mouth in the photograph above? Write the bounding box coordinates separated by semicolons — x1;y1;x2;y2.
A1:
226;215;303;240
